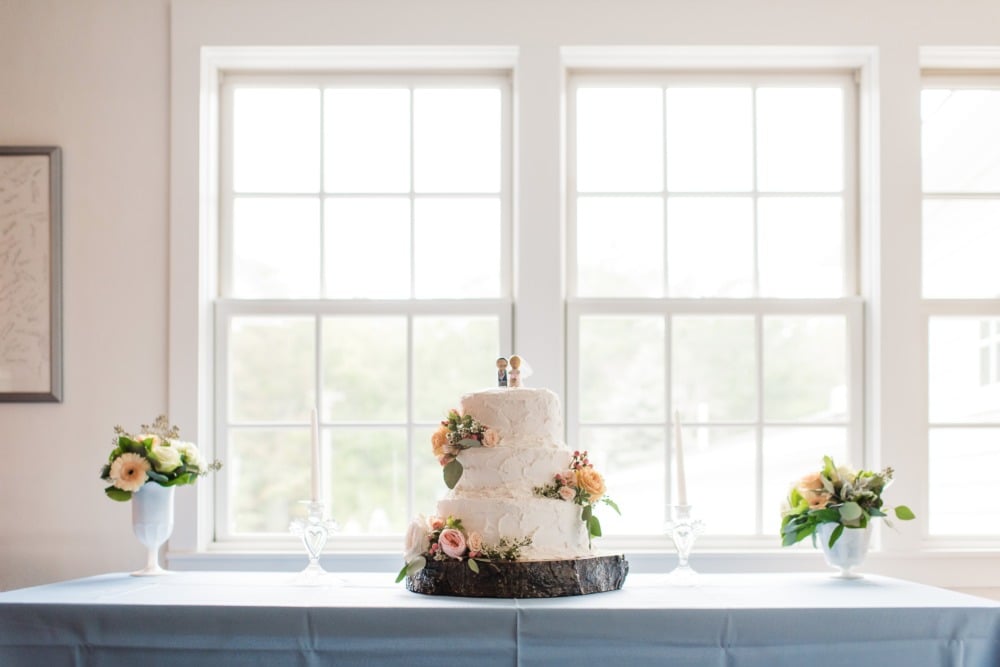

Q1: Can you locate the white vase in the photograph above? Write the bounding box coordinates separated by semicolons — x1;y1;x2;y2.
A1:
131;482;175;576
817;523;871;579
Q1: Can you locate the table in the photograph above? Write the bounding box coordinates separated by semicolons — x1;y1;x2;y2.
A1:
1;572;999;666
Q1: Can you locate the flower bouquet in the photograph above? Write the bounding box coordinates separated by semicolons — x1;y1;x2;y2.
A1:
100;415;220;501
397;515;532;582
781;456;914;549
432;409;500;489
534;450;620;544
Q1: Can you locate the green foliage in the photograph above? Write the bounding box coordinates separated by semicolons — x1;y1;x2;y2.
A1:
443;459;464;489
467;558;480;573
894;505;915;521
105;486;132;502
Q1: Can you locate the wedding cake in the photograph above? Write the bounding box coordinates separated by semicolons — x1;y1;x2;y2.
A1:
401;382;628;598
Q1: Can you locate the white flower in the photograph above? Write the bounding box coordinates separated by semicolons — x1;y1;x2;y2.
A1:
110;452;150;492
467;531;484;554
175;441;204;472
149;442;182;473
404;516;430;562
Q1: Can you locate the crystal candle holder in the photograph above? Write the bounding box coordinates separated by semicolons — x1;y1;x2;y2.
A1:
289;500;338;583
665;504;705;584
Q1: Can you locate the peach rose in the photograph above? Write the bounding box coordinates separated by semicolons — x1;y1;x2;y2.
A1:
575;467;606;502
431;426;449;458
438;528;467;559
483;429;501;447
467;531;484;555
796;472;832;510
429;516;446;531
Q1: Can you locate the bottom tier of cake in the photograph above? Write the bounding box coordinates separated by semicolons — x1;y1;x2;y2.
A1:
405;554;629;598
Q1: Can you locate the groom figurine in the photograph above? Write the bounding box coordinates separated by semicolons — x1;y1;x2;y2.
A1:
496;357;508;387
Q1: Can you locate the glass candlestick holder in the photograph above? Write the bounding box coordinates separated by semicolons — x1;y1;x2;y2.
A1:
665;504;704;584
289;500;338;584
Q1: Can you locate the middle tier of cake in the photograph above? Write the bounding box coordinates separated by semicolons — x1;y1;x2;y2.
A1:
450;446;573;497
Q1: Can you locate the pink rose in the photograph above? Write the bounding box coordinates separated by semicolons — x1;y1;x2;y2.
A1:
429;516;445;531
438;528;467;559
558;485;577;502
483;429;501;447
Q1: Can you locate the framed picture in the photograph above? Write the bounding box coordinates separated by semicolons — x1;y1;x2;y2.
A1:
0;146;62;402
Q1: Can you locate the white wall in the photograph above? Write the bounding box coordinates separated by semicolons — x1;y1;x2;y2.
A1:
2;0;1000;593
0;0;170;590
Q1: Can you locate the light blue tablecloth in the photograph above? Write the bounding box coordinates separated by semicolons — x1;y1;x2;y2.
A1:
1;572;998;666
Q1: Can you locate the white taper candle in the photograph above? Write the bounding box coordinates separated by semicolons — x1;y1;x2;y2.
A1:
674;410;688;506
310;407;321;502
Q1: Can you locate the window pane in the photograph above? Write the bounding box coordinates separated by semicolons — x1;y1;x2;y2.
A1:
667;197;753;297
922;200;1000;298
233;88;320;193
579;427;665;534
322;317;407;422
922;88;1000;193
756;87;843;192
929;318;1000;423
673;316;756;422
758;197;844;297
414;88;501;193
579;316;666;423
324;89;409;193
929;428;1000;535
324;198;410;298
229;316;315;423
330;428;407;535
413;316;501;422
576;196;663;297
764;316;848;422
413;198;501;298
666;87;753;192
229;427;309;533
232;198;320;298
682;426;756;535
576;87;663;193
762;426;848;534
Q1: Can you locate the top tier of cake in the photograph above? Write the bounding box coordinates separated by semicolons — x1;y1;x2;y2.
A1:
459;387;565;449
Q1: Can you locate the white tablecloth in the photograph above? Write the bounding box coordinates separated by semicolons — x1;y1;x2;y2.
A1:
1;571;998;666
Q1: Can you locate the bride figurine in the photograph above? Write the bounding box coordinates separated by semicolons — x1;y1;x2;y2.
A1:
508;355;523;387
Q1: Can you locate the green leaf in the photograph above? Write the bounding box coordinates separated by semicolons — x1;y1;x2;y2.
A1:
104;486;132;502
838;501;862;522
894;505;916;521
602;497;621;515
458;438;482;448
467;558;480;573
443;459;464;489
588;514;602;538
827;523;845;548
395;564;408;583
581;505;593;521
146;470;169;484
407;556;427;576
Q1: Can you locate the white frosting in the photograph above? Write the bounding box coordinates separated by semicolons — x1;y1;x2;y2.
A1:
432;387;593;560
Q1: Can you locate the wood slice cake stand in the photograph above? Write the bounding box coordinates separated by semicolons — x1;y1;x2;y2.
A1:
406;554;629;598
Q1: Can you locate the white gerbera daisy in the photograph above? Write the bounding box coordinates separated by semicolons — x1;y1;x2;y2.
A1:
110;452;151;492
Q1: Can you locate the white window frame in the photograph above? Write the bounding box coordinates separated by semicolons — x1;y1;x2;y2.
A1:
566;70;864;549
920;70;1000;547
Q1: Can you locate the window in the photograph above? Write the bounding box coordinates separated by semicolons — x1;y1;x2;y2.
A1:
567;72;861;543
216;73;511;543
922;75;1000;536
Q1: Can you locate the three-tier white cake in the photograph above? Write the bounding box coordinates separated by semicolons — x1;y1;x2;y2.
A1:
435;387;592;560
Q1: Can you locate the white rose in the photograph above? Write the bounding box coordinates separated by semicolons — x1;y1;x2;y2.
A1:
558;485;577;502
134;433;161;447
404;517;430;562
467;532;484;554
149;442;182;473
175;440;204;472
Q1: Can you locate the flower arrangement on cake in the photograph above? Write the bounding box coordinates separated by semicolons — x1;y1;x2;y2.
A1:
534;451;620;544
397;515;533;582
780;456;914;548
432;408;500;489
100;415;221;501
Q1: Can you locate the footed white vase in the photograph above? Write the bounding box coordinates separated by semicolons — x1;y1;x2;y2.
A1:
131;483;175;576
817;523;871;579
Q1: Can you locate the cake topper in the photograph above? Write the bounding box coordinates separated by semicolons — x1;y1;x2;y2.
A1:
508;355;523;387
496;357;508;387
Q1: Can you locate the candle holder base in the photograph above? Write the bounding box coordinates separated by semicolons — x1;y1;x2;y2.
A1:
289;500;341;586
665;504;704;585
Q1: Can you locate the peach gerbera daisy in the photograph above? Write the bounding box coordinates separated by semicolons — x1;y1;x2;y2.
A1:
110;452;151;492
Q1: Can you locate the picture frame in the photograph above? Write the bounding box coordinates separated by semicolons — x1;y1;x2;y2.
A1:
0;146;63;402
